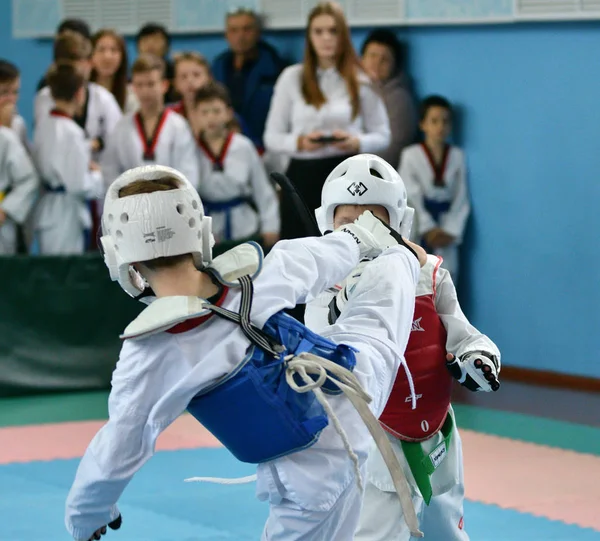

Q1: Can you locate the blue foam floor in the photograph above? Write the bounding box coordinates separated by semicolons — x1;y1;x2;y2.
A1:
2;447;599;540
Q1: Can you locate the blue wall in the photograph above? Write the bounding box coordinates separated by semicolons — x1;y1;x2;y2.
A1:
1;0;599;378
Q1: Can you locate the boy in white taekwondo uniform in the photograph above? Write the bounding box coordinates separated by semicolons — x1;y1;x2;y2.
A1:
34;32;122;163
305;154;501;541
64;163;429;541
101;55;198;188
399;96;470;281
191;82;280;250
0;108;39;254
32;65;104;254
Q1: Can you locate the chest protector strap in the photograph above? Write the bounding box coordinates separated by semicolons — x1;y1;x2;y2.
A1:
185;273;424;537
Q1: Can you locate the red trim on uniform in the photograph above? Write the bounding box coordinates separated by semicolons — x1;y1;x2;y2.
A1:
432;255;443;299
458;517;464;530
169;101;186;118
134;109;170;160
420;142;450;187
50;109;72;119
197;131;234;166
256;146;265;156
166;286;230;334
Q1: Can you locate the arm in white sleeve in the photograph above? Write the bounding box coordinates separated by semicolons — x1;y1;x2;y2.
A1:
248;143;280;234
440;151;471;238
101;93;123;140
173;122;199;189
400;149;437;235
263;67;300;155
357;83;391;154
62;135;102;199
33;89;52;127
100;129;123;190
440;151;470;240
435;266;501;367
1;132;39;223
322;245;420;414
65;339;189;540
251;232;361;325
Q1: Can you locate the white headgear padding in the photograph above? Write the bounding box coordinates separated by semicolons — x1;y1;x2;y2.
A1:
100;165;214;298
315;153;414;238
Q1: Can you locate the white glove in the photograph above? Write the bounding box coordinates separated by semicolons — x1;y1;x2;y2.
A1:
335;210;411;260
446;352;500;392
327;260;370;325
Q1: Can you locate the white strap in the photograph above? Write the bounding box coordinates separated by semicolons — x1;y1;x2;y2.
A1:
185;352;423;538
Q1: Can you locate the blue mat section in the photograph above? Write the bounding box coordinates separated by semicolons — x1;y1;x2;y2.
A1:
1;447;599;540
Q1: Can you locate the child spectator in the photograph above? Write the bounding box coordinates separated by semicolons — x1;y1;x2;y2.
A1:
400;95;470;280
0;95;39;254
190;82;280;251
171;52;246;138
34;30;122;162
36;18;92;91
0;59;29;149
135;23;177;103
101;54;198;187
91;29;139;114
32;64;104;254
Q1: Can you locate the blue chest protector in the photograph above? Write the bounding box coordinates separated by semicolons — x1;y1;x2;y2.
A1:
186;275;357;464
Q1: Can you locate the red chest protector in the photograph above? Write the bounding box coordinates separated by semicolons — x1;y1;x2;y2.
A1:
379;257;453;442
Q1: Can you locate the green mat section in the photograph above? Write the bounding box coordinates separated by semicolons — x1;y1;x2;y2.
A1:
0;391;109;427
453;404;600;456
1;392;599;457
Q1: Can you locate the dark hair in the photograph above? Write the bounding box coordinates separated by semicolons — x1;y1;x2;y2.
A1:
193;81;232;107
420;95;452;121
136;23;171;48
57;18;91;41
54;30;92;62
361;29;406;73
47;63;85;102
90;29;129;111
0;59;19;83
131;54;166;78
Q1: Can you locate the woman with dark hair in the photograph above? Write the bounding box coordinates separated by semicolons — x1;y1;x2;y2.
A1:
90;29;139;114
361;29;417;168
264;1;390;241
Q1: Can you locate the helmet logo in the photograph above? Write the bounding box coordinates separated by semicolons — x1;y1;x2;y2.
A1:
347;182;368;196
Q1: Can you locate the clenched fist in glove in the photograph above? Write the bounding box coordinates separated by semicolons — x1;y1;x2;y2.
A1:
85;515;122;541
334;211;426;264
446;352;500;392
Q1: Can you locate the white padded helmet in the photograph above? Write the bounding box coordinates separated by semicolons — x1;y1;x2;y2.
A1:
315;154;413;237
100;165;214;298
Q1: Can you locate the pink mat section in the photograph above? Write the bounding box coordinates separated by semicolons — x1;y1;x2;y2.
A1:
0;415;222;464
2;421;599;531
462;429;600;531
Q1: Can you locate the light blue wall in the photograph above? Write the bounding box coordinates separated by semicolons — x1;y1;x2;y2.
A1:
1;0;599;378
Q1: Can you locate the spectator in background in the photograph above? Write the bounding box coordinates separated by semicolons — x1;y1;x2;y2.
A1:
32;64;104;255
0;94;39;255
91;29;139;114
36;18;92;92
361;29;417;167
400;95;470;280
170;52;212;130
136;23;178;104
34;31;122;163
0;60;28;148
212;8;286;151
171;52;247;139
190;82;280;252
101;54;198;188
264;1;390;241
